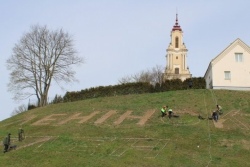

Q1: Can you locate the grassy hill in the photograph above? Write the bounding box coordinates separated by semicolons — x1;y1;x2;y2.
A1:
1;89;250;167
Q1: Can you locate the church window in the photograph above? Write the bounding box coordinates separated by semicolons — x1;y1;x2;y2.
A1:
175;37;179;48
175;68;179;74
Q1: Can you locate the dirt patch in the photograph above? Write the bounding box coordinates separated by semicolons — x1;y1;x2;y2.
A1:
20;115;37;125
114;110;156;126
176;109;197;116
220;139;250;150
220;139;235;147
213;119;225;128
95;110;117;124
33;114;67;125
137;110;156;126
16;137;52;150
241;139;250;150
58;112;100;125
218;110;250;130
114;110;133;125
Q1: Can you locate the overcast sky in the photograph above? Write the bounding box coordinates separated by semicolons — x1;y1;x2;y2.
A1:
1;0;250;121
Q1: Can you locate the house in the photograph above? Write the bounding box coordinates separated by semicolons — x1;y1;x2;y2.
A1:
204;38;250;90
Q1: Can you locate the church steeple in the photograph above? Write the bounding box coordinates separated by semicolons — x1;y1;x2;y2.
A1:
163;14;192;81
172;14;182;31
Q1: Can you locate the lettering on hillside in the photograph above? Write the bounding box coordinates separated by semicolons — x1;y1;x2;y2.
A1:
28;110;156;126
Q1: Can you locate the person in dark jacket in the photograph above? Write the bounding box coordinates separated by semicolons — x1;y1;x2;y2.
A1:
168;108;173;118
18;128;24;141
3;133;11;153
212;111;218;122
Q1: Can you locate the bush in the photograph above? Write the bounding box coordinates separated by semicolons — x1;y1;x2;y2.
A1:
61;77;206;103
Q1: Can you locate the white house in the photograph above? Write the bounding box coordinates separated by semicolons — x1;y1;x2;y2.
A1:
204;38;250;90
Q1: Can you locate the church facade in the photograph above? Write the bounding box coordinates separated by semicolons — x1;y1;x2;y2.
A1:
163;14;192;81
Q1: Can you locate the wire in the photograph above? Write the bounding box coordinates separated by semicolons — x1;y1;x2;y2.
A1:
203;90;213;167
210;89;217;105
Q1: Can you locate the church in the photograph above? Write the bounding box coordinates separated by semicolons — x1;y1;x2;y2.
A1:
163;14;192;81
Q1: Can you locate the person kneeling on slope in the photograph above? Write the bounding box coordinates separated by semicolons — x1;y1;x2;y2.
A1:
216;104;223;115
168;108;173;118
161;106;167;117
212;110;218;122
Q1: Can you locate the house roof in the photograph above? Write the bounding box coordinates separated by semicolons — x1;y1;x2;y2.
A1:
204;38;250;77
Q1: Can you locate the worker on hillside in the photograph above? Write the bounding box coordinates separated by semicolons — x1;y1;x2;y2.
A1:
18;128;24;141
168;108;173;118
212;110;218;122
161;106;167;117
188;80;193;89
3;133;11;153
216;104;223;115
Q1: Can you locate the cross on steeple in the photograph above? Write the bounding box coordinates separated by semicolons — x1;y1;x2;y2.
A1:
172;13;182;31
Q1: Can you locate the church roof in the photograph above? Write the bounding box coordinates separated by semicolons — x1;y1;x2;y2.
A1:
172;14;182;31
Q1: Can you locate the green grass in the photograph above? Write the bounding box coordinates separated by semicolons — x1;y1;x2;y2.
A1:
1;89;250;166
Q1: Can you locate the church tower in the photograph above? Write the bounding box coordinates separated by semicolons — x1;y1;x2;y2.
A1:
163;14;192;81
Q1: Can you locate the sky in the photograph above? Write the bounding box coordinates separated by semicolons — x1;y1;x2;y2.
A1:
1;0;250;121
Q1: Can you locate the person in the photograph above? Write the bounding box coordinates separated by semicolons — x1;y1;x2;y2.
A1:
161;106;167;117
188;80;193;89
3;133;11;153
216;105;223;115
168;108;173;118
212;110;218;122
18;128;24;141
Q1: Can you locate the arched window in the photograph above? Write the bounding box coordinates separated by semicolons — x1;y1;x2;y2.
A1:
175;37;179;48
175;68;179;74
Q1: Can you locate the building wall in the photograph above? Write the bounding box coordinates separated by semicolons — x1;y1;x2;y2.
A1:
167;52;186;72
204;64;212;89
212;44;250;90
171;31;183;48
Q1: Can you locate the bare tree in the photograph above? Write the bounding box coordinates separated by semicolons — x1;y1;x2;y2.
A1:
118;75;133;84
11;104;27;116
6;25;84;107
133;70;153;83
118;71;149;84
118;65;164;85
151;65;164;85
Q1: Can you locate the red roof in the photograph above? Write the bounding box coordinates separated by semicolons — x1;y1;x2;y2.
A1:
172;14;182;31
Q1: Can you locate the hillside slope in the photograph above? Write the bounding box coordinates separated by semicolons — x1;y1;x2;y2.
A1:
1;89;250;167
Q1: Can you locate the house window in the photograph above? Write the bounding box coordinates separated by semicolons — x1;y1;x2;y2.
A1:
175;68;179;74
175;37;179;48
224;71;231;80
235;53;243;62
